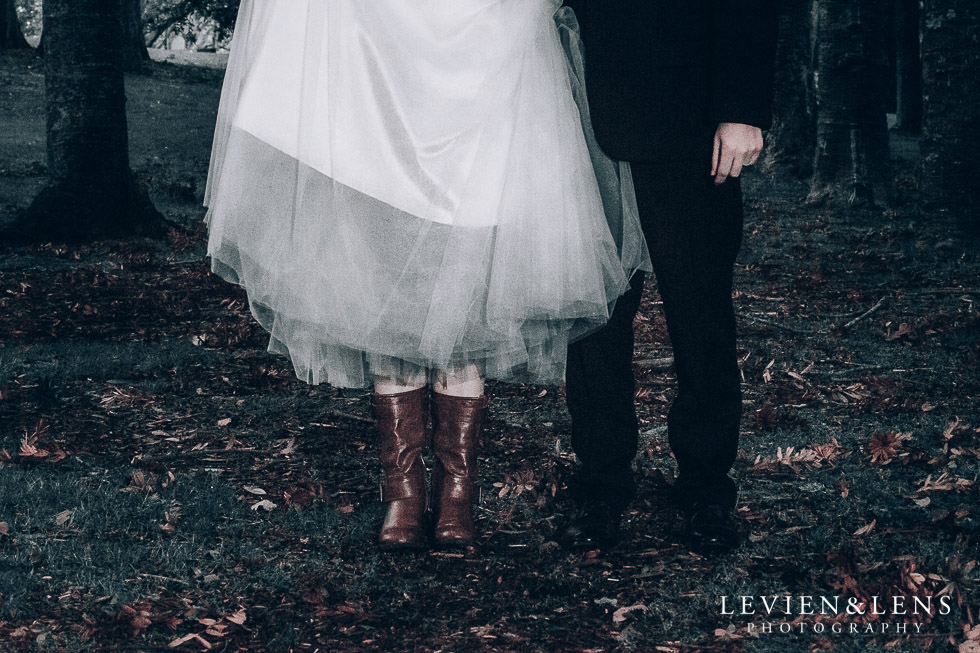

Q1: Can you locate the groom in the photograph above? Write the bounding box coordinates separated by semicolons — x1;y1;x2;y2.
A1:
558;0;778;554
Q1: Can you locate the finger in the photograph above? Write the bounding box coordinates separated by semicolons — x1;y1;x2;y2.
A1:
751;136;765;164
714;149;735;185
729;156;744;179
746;150;761;166
710;133;721;176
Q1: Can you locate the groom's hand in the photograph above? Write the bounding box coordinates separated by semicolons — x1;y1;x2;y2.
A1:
711;122;764;185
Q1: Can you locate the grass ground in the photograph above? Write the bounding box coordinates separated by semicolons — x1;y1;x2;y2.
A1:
0;51;978;652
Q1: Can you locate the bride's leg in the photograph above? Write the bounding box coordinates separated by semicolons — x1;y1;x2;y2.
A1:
373;356;428;394
430;362;489;547
370;359;429;550
432;363;484;398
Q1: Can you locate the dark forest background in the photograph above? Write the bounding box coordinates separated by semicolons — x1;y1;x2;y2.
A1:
1;0;978;239
0;1;978;652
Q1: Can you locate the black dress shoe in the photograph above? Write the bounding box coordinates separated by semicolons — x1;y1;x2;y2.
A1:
556;500;623;550
683;500;740;555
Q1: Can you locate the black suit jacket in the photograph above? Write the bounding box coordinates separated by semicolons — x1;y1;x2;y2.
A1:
563;0;777;163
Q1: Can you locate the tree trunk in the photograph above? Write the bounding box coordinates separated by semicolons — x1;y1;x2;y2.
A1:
894;0;922;131
921;0;980;234
5;0;166;243
1;0;29;50
761;0;817;178
120;0;149;73
808;0;894;207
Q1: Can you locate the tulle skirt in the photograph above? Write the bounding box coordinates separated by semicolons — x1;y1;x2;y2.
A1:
203;0;651;388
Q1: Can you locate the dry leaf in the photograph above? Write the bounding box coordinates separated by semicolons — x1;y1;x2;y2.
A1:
714;626;738;640
612;603;647;623
55;509;73;526
943;418;962;442
918;472;974;494
885;323;912;341
0;521;8;535
243;486;266;496
853;519;877;536
227;609;246;625
216;418;232;427
867;431;911;465
250;500;277;511
205;624;228;637
168;634;196;648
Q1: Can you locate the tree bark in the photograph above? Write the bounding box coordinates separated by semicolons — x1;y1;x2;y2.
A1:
1;0;30;50
761;0;816;178
120;0;149;73
894;0;922;131
808;0;894;207
921;0;980;233
5;0;166;243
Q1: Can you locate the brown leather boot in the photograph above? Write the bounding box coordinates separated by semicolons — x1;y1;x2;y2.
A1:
431;392;489;547
372;386;429;551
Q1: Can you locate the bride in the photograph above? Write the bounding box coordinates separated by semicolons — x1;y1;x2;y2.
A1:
203;0;650;551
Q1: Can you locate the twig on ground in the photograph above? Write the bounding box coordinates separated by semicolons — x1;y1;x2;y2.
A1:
636;356;674;371
739;314;817;335
323;409;374;425
841;295;888;331
736;293;788;302
136;573;191;586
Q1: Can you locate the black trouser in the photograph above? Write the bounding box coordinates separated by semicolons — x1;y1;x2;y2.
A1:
565;159;745;511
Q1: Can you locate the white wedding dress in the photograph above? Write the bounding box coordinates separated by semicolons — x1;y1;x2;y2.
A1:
204;0;651;387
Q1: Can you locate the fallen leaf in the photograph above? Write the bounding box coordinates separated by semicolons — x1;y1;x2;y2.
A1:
612;603;647;623
714;625;739;640
867;431;911;465
250;500;277;511
942;418;962;442
55;509;73;526
962;624;980;640
853;519;876;536
217;418;232;427
169;634;196;648
205;624;228;637
243;486;266;495
885;323;912;341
